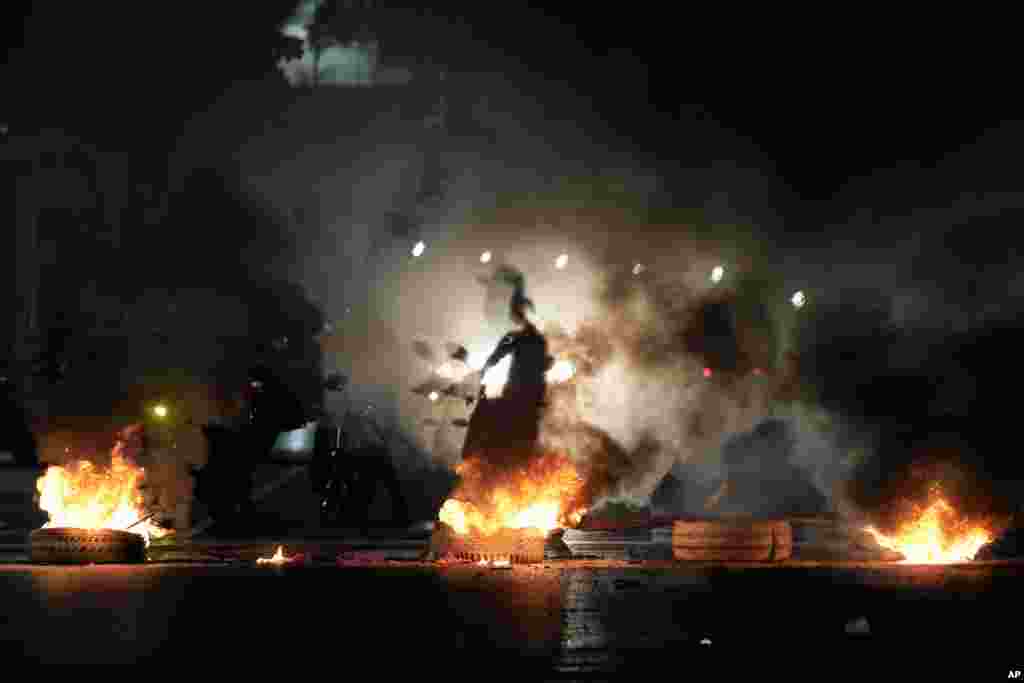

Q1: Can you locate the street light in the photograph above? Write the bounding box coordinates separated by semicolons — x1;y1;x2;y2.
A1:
412;241;426;257
152;404;168;419
791;291;806;309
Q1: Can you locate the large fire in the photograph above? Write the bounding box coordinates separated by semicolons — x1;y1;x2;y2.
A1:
35;438;169;546
439;452;587;537
864;490;995;564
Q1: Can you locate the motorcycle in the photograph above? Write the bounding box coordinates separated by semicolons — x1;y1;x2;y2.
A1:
193;372;349;525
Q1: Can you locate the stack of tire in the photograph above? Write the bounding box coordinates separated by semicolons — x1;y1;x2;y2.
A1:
672;518;793;561
29;528;146;564
561;527;652;560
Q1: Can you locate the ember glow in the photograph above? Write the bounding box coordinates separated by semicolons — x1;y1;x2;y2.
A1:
864;492;995;564
439;452;587;536
36;441;168;546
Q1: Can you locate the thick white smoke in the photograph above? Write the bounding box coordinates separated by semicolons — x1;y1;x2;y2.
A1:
185;58;821;509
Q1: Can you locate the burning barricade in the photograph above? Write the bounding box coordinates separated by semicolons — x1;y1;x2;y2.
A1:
30;428;170;563
431;452;587;564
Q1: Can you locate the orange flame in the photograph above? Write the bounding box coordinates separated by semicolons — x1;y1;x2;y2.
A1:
35;440;168;546
864;491;995;564
257;546;292;565
439;452;587;536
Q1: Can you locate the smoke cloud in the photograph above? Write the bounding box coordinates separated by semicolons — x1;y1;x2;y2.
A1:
189;68;863;516
778;122;1024;529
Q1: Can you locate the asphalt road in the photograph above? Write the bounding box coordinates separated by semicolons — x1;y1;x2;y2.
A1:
1;560;1022;676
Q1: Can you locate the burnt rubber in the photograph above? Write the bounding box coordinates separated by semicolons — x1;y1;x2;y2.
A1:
671;519;793;561
30;527;146;564
430;523;545;564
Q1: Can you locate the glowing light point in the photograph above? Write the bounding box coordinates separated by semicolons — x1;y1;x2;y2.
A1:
711;265;725;283
412;241;426;257
153;404;168;419
633;263;645;275
546;359;576;383
703;367;712;378
428;391;440;402
791;290;806;308
480;251;492;264
555;253;569;270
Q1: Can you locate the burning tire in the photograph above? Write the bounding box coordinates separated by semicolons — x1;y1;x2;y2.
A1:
29;528;146;564
671;519;792;561
430;523;545;564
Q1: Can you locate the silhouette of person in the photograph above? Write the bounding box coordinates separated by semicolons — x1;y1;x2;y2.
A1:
464;287;553;462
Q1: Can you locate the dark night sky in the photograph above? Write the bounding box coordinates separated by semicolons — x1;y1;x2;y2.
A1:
4;3;1017;204
6;3;1021;352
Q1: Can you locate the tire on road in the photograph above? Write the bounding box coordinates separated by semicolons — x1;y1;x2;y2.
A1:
430;523;545;564
29;527;146;564
672;519;792;561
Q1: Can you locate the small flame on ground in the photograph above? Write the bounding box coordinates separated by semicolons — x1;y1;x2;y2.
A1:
257;546;292;565
863;493;995;564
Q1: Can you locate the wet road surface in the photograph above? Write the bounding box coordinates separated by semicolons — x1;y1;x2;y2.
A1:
1;560;1021;676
